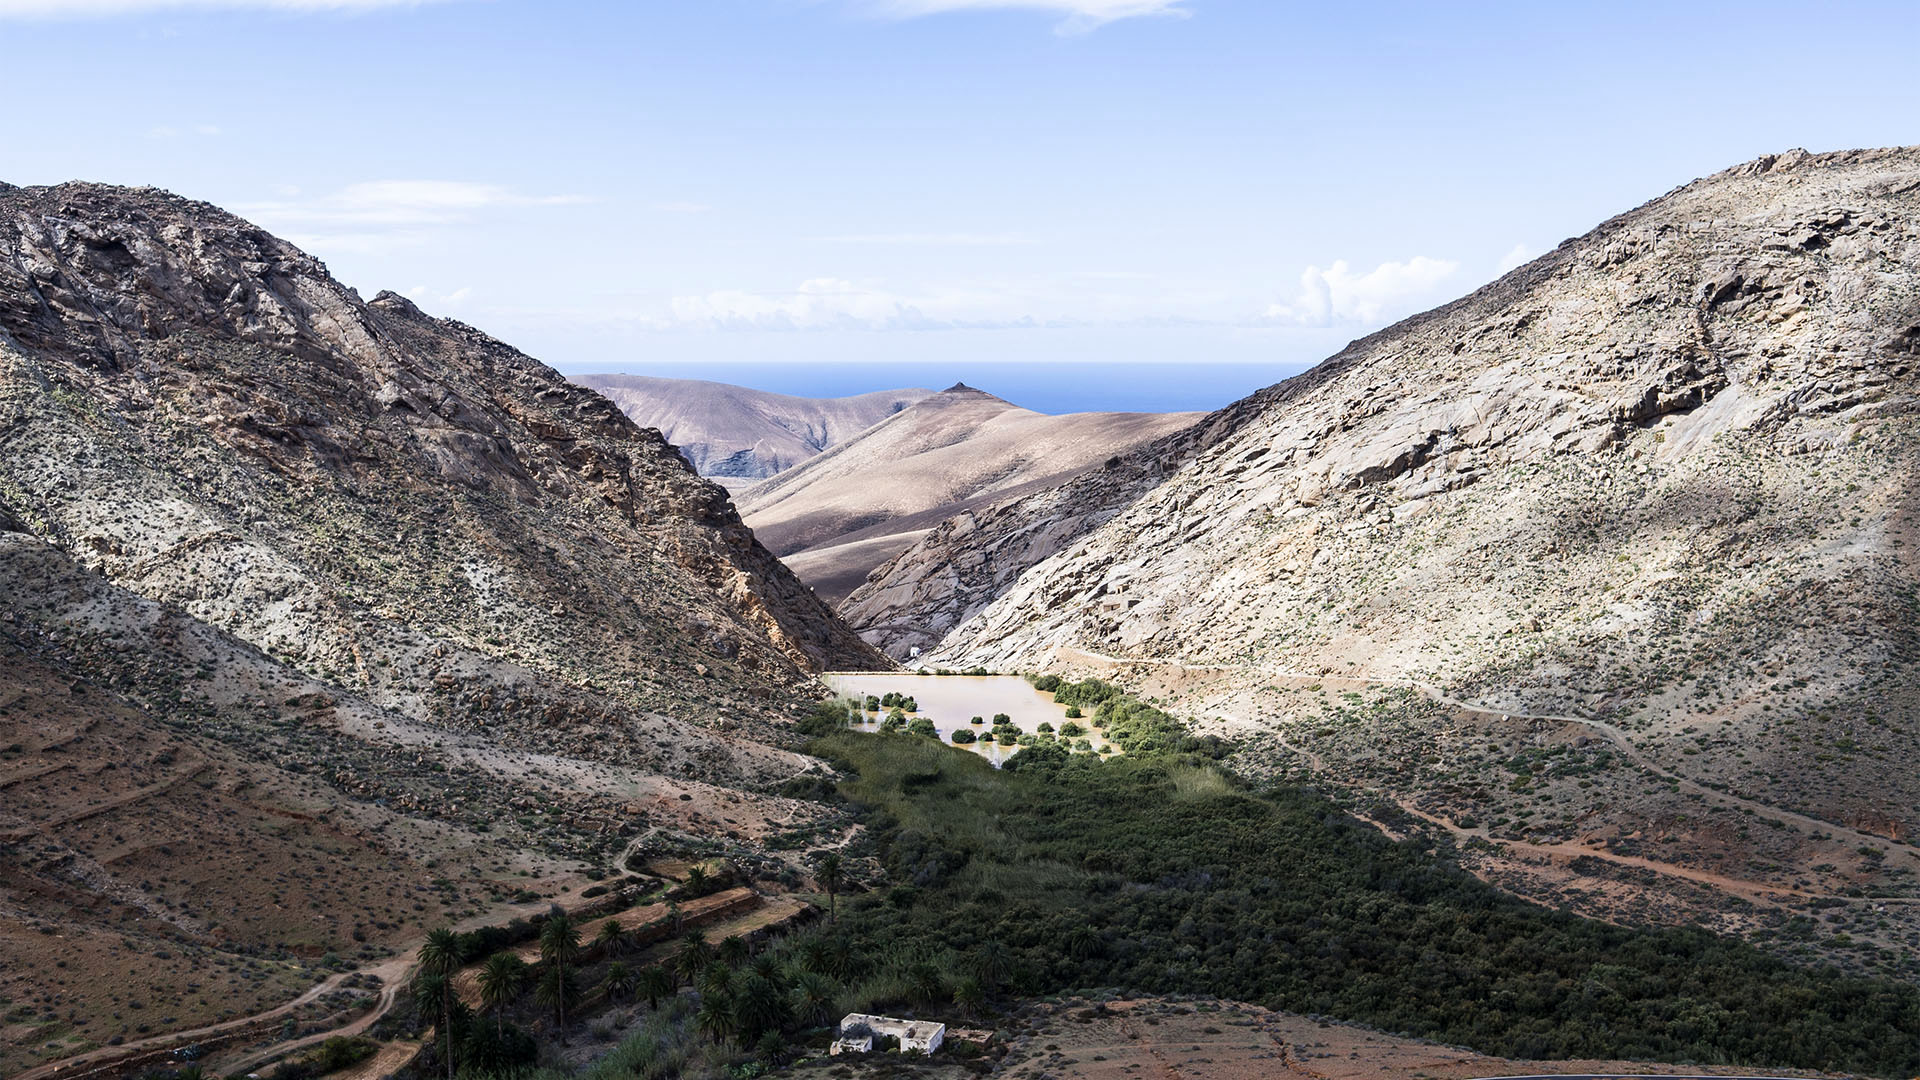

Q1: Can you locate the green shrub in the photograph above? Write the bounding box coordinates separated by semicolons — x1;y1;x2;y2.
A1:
796;699;859;737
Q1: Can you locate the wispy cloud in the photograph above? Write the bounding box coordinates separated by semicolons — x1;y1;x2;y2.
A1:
811;232;1033;246
234;179;588;257
669;279;955;332
1264;256;1460;327
0;0;451;15
405;284;473;311
1497;242;1539;274
239;179;589;227
510;252;1471;337
855;0;1190;34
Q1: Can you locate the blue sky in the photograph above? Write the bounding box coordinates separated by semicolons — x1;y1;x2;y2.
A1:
3;0;1917;400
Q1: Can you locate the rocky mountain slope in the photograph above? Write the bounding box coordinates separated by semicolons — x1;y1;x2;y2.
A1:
854;148;1920;959
573;374;931;486
734;384;1202;606
0;181;879;1070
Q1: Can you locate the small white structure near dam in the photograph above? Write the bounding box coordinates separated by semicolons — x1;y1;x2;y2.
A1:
831;1013;946;1055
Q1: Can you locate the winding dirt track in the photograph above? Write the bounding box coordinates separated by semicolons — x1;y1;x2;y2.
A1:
14;968;364;1080
210;957;414;1078
16;876;609;1080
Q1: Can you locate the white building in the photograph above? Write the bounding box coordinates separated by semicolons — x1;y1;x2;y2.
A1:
831;1013;946;1055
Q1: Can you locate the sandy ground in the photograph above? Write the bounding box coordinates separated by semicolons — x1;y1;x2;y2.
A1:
801;998;1834;1080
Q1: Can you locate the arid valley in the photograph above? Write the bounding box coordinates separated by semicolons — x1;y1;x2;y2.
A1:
4;4;1920;1080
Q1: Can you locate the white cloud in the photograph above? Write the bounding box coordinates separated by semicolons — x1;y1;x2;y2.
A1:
812;232;1032;246
405;284;473;311
524;256;1464;338
237;180;588;229
233;180;587;259
0;0;449;14
668;279;943;332
1264;256;1460;327
1497;242;1539;274
857;0;1189;34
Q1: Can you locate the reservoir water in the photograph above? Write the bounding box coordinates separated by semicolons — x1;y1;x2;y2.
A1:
820;672;1114;767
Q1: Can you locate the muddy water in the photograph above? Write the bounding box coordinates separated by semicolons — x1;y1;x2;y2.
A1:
820;673;1114;767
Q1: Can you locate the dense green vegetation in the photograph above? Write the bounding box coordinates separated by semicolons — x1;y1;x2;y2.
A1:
807;719;1920;1077
1026;674;1223;756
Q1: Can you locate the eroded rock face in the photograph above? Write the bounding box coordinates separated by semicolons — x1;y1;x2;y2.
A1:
861;147;1920;834
0;182;886;761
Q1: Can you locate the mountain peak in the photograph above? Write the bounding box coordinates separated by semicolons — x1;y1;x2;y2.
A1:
933;381;1013;405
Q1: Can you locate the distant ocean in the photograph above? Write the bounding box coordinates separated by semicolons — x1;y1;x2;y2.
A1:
573;362;1315;415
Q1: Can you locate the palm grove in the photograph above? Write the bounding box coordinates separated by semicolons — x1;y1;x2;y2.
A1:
369;679;1920;1080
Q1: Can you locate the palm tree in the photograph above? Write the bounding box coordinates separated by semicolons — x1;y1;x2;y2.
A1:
796;937;832;977
717;934;749;969
700;962;735;998
412;973;447;1024
905;962;945;1008
637;965;676;1010
534;963;577;1032
821;938;854;982
695;990;737;1045
417;928;464;1080
476;953;530;1037
595;917;629;957
672;932;713;985
538;913;580;1031
973;940;1011;991
685;864;708;893
953;976;985;1020
816;853;842;922
602;960;638;1003
732;972;790;1042
789;970;837;1028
